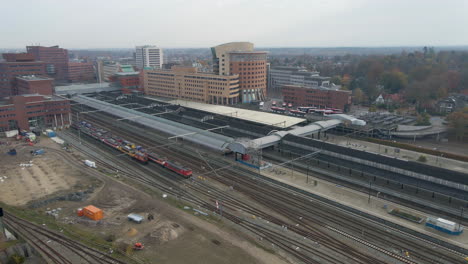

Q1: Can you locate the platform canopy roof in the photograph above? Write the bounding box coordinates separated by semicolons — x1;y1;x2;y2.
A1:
73;95;234;152
145;97;306;129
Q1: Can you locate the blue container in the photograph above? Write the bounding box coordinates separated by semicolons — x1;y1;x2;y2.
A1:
33;149;45;155
47;131;56;137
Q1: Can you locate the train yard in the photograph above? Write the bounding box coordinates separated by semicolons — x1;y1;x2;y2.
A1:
79;92;468;220
55;98;468;264
3;91;467;264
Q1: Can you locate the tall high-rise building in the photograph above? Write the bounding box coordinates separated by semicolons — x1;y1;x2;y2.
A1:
135;46;163;70
211;42;267;103
26;45;69;82
0;53;46;97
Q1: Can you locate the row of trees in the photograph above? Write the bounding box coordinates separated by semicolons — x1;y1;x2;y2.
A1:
271;48;468;108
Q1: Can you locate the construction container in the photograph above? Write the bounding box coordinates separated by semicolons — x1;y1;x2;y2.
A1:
7;149;17;156
84;160;96;168
45;129;56;137
82;205;103;221
31;149;45;156
4;130;18;138
128;213;144;224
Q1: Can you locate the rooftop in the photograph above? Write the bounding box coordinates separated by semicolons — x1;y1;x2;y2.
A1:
16;75;53;81
146;97;306;128
55;83;119;95
115;71;140;76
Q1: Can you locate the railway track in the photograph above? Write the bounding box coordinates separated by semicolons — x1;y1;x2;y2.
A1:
68;105;468;263
3;212;128;264
69;111;445;263
63;117;376;263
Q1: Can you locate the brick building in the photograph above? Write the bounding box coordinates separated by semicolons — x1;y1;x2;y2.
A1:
16;76;54;95
211;42;267;103
0;94;71;131
109;72;141;94
67;62;95;83
282;85;351;111
143;66;240;104
0;53;46;97
26;45;69;82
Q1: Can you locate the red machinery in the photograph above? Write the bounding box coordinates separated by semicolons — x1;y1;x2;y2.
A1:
133;243;144;250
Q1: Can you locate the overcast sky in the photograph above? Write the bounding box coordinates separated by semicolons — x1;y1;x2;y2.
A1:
1;0;467;49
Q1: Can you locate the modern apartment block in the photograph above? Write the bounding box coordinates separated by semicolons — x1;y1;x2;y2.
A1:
135;45;163;70
211;42;267;103
282;85;351;111
0;94;71;131
26;45;69;82
0;53;46;97
67;62;95;83
143;66;240;104
268;66;330;98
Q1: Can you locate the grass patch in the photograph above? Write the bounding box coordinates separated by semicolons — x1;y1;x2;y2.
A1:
389;209;423;223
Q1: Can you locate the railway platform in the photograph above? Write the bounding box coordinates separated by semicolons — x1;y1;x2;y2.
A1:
324;134;468;173
255;164;468;249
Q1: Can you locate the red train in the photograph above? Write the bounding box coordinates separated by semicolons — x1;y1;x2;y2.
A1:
73;121;192;178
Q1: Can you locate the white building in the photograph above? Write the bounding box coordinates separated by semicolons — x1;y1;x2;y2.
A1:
268;66;330;98
135;45;163;70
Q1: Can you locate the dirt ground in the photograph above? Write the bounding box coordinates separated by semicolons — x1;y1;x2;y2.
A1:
1;136;287;264
58;177;285;264
0;140;93;206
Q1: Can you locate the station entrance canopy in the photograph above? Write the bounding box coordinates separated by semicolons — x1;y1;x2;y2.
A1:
229;119;342;154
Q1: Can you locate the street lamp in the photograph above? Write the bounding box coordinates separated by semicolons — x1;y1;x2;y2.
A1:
368;181;372;204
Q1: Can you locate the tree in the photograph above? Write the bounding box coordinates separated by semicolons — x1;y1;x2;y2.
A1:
352;88;366;104
446;107;468;141
381;70;408;93
331;75;342;85
415;113;431;126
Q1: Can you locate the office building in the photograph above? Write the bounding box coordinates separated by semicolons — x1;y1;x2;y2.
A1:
0;94;71;131
282;85;351;111
109;71;141;94
135;45;163;70
26;46;69;82
211;42;268;103
268;66;330;98
16;76;54;95
99;63;136;82
143;66;240;104
67;62;95;83
0;53;46;97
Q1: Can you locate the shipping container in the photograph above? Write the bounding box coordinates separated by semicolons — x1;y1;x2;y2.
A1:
82;205;103;221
